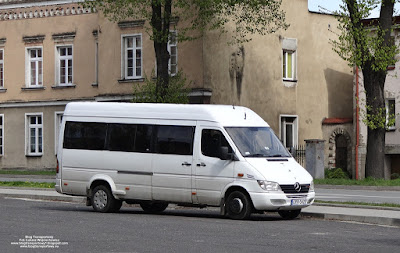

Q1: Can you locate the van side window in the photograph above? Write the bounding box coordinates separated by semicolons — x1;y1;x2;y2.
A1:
107;124;136;152
155;125;194;155
201;129;231;158
64;122;107;150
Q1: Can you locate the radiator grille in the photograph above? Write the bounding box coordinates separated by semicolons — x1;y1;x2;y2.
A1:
280;184;310;194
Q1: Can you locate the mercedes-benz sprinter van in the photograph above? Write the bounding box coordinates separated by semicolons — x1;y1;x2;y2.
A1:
56;102;315;220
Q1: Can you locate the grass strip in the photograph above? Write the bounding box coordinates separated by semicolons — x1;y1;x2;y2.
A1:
314;178;400;186
0;170;55;176
0;181;55;188
315;200;400;209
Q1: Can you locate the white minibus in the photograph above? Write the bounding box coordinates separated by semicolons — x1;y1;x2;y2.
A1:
56;102;315;220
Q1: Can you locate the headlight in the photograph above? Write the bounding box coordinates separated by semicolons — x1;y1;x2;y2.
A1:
309;180;314;192
257;180;281;191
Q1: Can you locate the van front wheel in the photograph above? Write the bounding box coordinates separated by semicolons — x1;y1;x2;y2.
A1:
226;191;253;220
91;185;121;213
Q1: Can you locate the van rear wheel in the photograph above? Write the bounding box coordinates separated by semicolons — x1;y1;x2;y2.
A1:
140;201;169;213
278;209;301;220
91;185;122;213
226;191;253;220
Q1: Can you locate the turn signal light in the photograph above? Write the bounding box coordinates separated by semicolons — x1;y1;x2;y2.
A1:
237;173;244;177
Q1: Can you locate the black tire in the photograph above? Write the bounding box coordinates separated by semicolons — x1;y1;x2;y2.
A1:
278;209;301;220
225;191;253;220
140;201;169;213
91;185;121;213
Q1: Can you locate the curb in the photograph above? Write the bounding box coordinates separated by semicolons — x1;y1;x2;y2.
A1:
301;211;400;227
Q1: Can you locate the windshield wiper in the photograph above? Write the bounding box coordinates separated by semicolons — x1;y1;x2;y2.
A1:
243;153;267;157
267;154;290;158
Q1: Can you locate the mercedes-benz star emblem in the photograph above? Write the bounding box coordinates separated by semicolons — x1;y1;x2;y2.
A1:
294;182;301;192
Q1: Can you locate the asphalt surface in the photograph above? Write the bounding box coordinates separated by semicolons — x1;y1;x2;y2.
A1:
1;174;400;227
2;197;399;253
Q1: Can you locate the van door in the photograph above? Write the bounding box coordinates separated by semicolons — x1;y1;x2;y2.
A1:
193;126;235;206
151;124;195;203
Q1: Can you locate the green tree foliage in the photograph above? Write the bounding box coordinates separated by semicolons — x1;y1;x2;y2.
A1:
83;0;288;102
132;71;190;103
332;0;398;178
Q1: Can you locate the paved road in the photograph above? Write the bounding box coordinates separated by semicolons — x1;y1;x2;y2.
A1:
315;188;400;204
1;197;399;253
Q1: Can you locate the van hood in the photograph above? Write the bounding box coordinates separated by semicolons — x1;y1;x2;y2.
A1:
245;158;313;184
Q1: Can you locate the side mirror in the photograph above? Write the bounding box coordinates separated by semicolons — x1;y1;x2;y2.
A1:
219;146;233;160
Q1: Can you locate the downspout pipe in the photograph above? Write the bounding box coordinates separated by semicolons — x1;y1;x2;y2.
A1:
355;66;360;180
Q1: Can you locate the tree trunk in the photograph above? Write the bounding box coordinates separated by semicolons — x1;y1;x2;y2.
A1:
151;0;171;102
362;66;386;179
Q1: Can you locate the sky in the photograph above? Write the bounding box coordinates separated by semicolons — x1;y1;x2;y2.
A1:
308;0;400;18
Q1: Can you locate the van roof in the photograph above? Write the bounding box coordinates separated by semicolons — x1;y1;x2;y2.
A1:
63;102;269;127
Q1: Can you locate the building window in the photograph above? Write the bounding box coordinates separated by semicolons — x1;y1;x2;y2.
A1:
283;50;296;80
0;114;3;155
280;115;298;149
56;46;73;85
386;99;396;130
55;112;63;154
122;35;142;79
169;31;178;76
26;113;43;156
0;49;4;88
26;47;43;87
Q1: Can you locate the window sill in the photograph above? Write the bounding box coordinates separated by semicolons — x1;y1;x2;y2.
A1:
387;66;395;71
386;127;396;132
283;79;298;88
0;88;7;93
91;83;98;87
21;86;45;91
52;84;76;89
26;154;43;157
118;78;144;83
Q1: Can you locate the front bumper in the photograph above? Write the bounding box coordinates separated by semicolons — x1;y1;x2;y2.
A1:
249;191;315;211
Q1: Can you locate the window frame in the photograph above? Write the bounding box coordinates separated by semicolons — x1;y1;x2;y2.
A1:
54;111;63;154
26;46;43;87
121;34;143;80
168;30;178;76
0;48;4;88
386;98;396;131
282;49;296;81
279;115;298;149
25;113;44;156
55;45;73;86
0;114;3;156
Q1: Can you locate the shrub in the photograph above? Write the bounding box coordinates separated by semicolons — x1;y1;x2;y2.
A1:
325;168;350;179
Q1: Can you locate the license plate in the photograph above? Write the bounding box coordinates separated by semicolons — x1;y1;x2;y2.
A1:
291;198;307;206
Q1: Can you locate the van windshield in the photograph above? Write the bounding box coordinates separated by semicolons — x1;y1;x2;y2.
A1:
225;127;291;158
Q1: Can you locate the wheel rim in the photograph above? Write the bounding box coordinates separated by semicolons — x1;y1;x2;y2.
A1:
93;189;108;210
229;197;244;214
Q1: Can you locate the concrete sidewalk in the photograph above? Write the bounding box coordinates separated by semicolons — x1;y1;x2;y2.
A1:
0;186;399;227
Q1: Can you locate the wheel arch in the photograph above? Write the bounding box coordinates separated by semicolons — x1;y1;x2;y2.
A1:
220;185;254;215
87;174;116;197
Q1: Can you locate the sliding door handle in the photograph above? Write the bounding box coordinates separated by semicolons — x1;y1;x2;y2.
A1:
182;162;192;166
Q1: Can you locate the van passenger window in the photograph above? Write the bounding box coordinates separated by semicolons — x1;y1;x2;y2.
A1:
64;122;107;150
201;129;231;158
155;125;194;155
107;124;136;152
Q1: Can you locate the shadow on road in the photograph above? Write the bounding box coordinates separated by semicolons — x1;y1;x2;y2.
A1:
38;202;291;222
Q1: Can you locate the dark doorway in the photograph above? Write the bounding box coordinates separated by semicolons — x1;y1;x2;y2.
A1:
335;134;347;171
